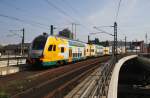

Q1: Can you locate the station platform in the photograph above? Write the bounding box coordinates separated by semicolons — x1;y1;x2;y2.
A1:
0;59;26;76
0;66;19;76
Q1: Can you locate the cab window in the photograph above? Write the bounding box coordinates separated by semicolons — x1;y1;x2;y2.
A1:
32;35;47;50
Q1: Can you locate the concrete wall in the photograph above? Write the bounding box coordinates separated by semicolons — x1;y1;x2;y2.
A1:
108;55;137;98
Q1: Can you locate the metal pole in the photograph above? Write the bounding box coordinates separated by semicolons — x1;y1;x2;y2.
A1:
50;25;54;35
136;40;137;54
113;23;115;62
113;27;115;60
20;43;22;56
114;22;118;62
120;40;122;54
125;36;126;53
146;33;148;46
22;28;24;56
88;35;90;43
72;23;74;39
75;24;76;40
7;53;9;67
146;33;148;53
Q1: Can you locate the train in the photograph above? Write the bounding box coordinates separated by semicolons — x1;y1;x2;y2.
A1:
26;33;116;67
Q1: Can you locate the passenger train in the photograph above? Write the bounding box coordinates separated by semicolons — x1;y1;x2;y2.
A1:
26;33;111;67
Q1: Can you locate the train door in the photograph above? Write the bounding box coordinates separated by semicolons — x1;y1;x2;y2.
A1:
84;48;86;57
68;48;72;62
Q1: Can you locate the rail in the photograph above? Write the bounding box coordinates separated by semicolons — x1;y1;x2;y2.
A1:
75;55;128;98
82;58;115;98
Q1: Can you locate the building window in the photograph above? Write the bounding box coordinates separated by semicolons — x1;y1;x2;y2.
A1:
61;47;64;53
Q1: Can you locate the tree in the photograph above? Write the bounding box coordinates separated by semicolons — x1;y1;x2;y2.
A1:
94;38;100;44
105;40;109;47
98;40;109;46
59;28;73;39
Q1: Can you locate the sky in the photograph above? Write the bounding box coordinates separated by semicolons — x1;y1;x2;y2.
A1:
0;0;150;45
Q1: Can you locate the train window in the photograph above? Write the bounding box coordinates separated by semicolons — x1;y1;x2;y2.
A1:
91;49;94;52
48;45;53;51
73;53;76;57
74;53;76;57
87;49;88;52
73;53;75;57
53;45;56;51
61;47;64;53
104;50;108;52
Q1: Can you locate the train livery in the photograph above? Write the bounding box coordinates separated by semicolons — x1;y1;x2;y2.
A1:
26;33;107;67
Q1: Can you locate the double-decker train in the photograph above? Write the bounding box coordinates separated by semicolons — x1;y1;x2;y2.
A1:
26;33;111;67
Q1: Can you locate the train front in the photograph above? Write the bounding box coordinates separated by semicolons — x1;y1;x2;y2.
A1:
26;33;48;66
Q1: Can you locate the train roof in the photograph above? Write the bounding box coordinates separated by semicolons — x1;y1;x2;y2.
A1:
46;34;87;44
36;33;104;47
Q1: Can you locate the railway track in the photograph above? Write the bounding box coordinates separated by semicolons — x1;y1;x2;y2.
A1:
0;56;109;98
12;57;109;98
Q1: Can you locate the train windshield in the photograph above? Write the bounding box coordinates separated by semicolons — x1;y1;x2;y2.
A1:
32;35;47;50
